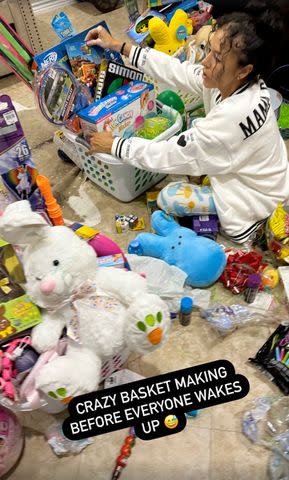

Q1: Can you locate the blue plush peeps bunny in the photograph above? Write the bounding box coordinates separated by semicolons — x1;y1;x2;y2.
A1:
129;211;227;287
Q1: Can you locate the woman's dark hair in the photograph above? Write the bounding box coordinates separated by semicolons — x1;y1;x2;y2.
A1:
216;0;285;81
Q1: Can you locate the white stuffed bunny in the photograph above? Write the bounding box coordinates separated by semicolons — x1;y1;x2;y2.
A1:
0;201;170;402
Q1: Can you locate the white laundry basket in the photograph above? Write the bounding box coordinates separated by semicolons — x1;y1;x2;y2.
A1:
75;103;183;202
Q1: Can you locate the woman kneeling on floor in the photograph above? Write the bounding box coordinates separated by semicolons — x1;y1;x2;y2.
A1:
85;0;289;245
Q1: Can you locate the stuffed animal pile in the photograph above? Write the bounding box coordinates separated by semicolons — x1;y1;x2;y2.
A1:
0;201;170;403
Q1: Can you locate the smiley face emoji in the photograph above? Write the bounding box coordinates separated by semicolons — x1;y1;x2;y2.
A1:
164;415;178;429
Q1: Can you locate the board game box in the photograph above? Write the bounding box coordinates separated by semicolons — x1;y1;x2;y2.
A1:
95;60;144;100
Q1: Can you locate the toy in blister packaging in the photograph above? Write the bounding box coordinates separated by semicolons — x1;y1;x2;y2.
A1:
51;12;77;42
189;1;213;32
166;0;210;21
250;324;289;395
34;63;93;127
66;41;102;89
78;80;156;140
32;20;123;72
126;9;167;46
95;60;144;101
0;16;34;89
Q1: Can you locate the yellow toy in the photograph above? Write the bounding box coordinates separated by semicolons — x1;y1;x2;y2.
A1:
148;9;193;56
261;267;279;288
268;203;289;241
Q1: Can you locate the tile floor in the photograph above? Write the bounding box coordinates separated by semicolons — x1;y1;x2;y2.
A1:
0;2;288;479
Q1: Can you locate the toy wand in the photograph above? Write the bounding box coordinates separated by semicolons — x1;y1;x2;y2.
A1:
36;175;64;226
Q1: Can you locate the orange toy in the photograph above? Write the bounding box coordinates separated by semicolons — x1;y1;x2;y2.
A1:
36;175;64;226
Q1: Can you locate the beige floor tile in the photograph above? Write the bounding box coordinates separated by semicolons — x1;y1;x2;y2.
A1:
9;431;81;480
123;425;211;480
77;429;127;480
210;430;270;480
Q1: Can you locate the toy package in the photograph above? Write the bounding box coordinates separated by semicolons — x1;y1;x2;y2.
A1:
250;324;289;395
126;9;166;45
51;12;77;41
78;81;156;140
0;238;42;345
0;95;48;217
32;21;123;72
34;64;92;130
95;60;144;101
124;0;140;22
96;254;125;269
0;294;42;345
148;0;181;6
66;41;102;89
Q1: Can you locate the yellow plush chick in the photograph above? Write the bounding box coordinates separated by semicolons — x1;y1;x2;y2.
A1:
149;9;193;56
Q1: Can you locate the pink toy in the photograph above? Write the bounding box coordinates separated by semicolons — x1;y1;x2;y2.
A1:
0;337;32;400
0;405;24;477
88;233;129;268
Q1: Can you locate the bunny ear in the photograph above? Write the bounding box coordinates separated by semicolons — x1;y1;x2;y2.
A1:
0;200;50;246
151;210;179;236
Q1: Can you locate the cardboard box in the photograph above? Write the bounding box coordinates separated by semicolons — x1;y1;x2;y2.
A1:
78;80;156;140
32;20;123;72
95;60;144;101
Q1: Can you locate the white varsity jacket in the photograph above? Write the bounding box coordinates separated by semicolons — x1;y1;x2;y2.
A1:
111;46;289;242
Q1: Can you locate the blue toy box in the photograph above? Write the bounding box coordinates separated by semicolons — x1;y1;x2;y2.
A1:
32;21;123;71
78;80;156;140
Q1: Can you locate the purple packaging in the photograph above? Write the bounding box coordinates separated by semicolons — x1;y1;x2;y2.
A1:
0;95;48;219
192;215;219;234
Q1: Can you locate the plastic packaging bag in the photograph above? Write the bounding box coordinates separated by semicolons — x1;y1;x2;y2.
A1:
126;254;187;299
46;421;93;456
242;396;289;477
200;304;275;336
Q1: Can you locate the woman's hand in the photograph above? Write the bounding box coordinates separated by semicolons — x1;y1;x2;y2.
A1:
87;126;114;156
85;25;121;52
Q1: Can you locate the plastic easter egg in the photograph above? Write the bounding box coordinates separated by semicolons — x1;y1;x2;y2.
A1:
157;90;185;114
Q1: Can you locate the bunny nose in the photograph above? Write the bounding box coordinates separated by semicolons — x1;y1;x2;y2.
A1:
40;279;56;295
